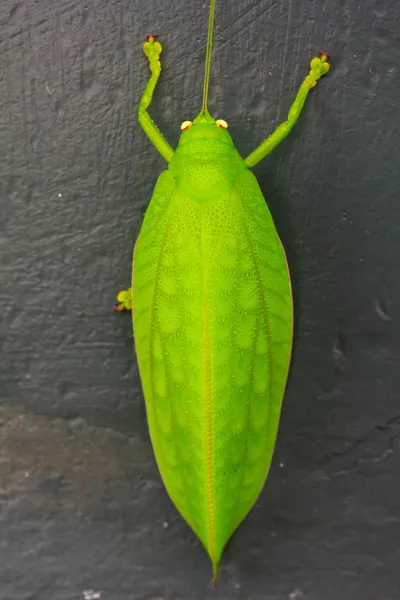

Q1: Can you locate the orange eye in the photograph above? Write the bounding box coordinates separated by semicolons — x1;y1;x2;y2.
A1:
181;121;193;131
216;119;228;129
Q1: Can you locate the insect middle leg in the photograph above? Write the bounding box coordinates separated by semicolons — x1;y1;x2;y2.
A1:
138;36;174;162
244;53;330;168
114;241;138;313
114;288;132;312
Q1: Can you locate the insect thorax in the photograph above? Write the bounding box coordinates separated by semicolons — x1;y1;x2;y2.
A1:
168;139;247;203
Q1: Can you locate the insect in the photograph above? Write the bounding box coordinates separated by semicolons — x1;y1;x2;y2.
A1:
115;0;330;583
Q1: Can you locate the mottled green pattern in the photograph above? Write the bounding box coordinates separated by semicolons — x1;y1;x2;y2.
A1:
132;144;293;567
118;0;330;578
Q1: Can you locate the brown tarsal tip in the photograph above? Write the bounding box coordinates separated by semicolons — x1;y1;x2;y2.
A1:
146;34;159;40
319;51;331;59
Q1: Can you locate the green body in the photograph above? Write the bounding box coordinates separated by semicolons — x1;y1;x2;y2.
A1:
116;0;330;580
133;135;292;572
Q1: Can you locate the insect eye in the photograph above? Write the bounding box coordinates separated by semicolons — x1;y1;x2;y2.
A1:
216;119;228;129
181;121;193;131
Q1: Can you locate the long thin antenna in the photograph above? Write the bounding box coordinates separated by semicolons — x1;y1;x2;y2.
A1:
201;0;217;113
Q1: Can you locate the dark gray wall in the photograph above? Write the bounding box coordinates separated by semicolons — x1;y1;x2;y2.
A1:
1;0;399;598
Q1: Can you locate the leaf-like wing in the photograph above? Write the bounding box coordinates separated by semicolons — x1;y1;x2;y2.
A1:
133;168;293;571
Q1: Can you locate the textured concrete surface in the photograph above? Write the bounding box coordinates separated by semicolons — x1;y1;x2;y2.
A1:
0;0;399;598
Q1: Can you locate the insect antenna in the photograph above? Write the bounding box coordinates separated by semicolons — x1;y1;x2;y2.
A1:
201;0;217;114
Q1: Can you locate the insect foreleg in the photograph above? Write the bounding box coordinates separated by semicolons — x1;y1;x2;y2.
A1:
244;54;330;168
138;36;174;162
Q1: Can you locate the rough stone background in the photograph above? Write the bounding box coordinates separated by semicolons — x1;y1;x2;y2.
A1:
1;0;399;598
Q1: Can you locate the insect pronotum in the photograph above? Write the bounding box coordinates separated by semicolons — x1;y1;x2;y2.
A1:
115;0;330;583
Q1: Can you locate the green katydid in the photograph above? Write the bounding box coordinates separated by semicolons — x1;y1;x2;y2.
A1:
115;0;330;582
